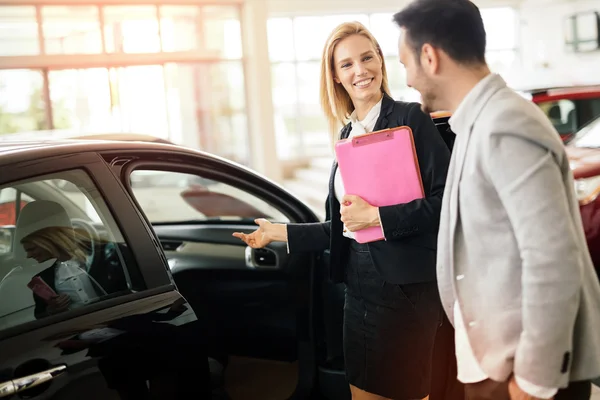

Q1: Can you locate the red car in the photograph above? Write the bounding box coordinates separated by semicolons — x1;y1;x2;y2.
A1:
529;85;600;142
566;115;600;269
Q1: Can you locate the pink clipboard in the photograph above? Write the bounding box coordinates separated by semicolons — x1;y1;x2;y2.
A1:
334;126;424;243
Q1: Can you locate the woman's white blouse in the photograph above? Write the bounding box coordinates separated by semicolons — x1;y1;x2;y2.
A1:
54;260;103;309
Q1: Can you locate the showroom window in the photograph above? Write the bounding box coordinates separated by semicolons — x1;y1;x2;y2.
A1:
267;8;520;160
0;4;249;165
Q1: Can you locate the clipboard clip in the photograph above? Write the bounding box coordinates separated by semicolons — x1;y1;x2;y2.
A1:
352;130;394;147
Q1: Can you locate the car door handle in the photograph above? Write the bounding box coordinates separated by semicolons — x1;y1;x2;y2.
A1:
0;365;66;398
245;246;278;269
0;381;15;398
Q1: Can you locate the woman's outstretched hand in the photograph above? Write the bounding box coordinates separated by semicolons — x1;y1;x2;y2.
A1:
232;218;287;248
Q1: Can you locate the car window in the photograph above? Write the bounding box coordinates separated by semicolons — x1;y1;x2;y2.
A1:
129;170;289;223
572;117;600;148
0;170;141;332
0;188;35;254
538;99;578;135
577;98;600;128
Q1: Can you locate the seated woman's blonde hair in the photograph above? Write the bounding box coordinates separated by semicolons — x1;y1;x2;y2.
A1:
21;226;90;264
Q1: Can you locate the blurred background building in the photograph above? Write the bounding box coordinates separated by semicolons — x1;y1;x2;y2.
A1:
0;0;599;213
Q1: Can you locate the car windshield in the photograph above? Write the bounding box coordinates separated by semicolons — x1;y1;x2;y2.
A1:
537;99;578;136
570;117;600;148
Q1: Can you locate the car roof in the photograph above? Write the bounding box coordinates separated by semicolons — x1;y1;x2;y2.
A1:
0;133;175;157
528;85;600;102
522;84;600;94
0;139;216;168
0;138;301;215
69;133;173;143
0;131;173;143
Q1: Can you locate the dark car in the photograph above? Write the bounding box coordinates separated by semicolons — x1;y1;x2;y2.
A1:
0;139;345;400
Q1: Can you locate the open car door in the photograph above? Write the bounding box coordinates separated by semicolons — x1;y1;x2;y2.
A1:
102;148;346;399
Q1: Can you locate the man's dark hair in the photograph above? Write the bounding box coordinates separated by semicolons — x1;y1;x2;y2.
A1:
393;0;486;65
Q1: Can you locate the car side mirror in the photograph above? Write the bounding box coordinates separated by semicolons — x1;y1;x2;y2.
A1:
0;226;15;253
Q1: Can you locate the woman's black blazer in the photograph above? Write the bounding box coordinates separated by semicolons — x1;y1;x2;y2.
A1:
287;94;451;285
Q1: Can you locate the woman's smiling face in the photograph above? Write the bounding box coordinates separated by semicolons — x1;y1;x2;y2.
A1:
333;34;384;107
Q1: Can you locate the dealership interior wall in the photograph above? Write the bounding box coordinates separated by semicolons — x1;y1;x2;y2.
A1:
0;0;599;214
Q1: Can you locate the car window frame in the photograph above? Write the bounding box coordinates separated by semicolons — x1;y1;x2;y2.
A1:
101;149;320;226
122;163;309;225
128;168;291;224
0;151;173;341
570;116;600;147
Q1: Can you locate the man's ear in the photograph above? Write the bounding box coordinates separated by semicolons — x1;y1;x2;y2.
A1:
420;43;440;75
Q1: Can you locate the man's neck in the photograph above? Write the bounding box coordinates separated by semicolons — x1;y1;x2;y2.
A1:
354;92;383;121
445;65;491;113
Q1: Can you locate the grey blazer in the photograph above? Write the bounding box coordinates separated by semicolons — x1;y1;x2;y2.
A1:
437;74;600;388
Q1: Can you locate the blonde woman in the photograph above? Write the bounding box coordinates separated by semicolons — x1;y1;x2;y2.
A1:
21;226;105;319
234;22;450;400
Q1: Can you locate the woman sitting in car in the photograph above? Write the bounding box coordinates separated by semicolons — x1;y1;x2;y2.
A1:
21;225;106;319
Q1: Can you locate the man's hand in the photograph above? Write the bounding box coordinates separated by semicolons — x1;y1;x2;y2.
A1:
508;376;553;400
340;194;380;232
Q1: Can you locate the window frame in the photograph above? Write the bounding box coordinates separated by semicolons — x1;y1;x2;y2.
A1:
101;149;319;226
0;151;173;340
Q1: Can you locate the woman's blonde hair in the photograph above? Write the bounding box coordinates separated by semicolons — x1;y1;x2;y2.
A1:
21;226;89;263
320;21;391;143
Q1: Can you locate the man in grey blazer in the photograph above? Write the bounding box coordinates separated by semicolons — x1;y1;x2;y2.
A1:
394;1;600;399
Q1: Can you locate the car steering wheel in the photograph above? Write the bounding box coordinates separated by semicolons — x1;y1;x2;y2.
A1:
71;218;99;270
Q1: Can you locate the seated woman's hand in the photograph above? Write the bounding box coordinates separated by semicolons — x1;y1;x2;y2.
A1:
47;293;71;315
340;195;381;232
232;218;287;248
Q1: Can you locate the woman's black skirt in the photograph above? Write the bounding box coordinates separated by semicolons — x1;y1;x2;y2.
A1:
343;240;442;399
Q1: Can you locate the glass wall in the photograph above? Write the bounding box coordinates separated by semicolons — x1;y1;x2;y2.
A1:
0;69;46;133
481;8;520;75
42;6;103;54
0;6;39;56
267;8;520;159
0;4;248;165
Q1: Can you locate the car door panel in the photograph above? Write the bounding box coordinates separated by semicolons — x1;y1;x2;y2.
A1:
0;154;210;399
154;224;293;271
154;223;312;362
104;151;324;398
0;288;203;400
